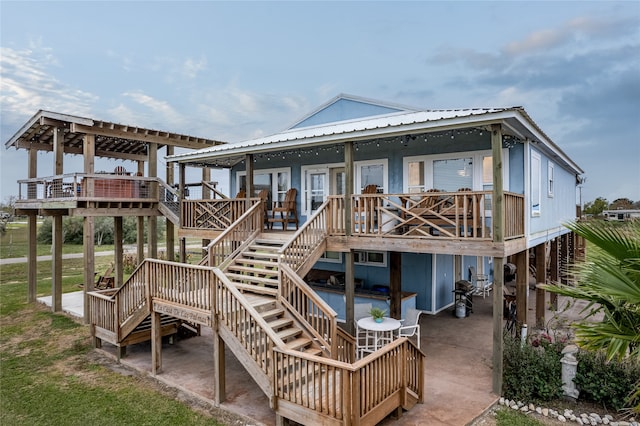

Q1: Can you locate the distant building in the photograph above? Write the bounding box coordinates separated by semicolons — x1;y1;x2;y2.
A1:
603;209;640;221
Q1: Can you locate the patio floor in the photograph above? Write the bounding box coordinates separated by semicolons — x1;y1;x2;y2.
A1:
39;288;587;425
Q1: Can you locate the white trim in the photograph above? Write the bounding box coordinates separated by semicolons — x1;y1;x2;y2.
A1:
355;159;389;193
319;251;343;263
530;149;542;217
236;167;291;198
402;149;509;192
354;250;387;267
547;161;555;198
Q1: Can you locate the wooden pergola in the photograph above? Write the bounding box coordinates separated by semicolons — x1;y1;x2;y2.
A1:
5;110;225;321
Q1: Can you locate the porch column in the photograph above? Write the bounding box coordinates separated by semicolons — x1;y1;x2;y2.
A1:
151;311;162;374
148;143;158;259
137;160;145;264
213;333;226;404
344;141;355;334
83;133;96;323
491;123;505;394
165;146;175;262
390;252;402;319
245;154;254;209
550;238;559;310
179;163;187;263
535;243;547;327
51;126;64;312
201;167;211;257
27;147;38;303
515;249;528;327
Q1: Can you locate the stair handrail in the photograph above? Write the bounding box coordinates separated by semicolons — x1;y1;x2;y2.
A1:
202;180;228;199
272;337;425;425
206;199;263;268
88;260;149;336
279;198;329;272
157;178;180;217
278;262;338;357
212;268;286;376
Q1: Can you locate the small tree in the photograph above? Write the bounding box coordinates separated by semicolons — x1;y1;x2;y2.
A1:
583;197;609;216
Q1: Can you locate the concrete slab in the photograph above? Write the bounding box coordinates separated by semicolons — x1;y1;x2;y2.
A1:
46;288;588;425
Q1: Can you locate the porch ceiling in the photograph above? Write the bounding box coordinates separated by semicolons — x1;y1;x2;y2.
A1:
4;110;226;161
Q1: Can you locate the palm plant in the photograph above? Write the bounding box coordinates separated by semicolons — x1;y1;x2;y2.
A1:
540;219;640;362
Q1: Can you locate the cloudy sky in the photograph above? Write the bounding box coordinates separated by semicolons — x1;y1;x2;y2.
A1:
1;1;639;205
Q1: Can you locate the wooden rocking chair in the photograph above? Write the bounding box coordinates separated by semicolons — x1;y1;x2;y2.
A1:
95;265;115;290
269;188;298;230
257;189;270;229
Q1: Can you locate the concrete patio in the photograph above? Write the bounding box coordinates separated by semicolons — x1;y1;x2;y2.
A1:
38;289;585;425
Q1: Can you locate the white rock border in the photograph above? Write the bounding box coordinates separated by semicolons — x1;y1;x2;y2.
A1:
498;397;638;425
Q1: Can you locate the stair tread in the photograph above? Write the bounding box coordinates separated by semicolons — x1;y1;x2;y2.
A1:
260;307;285;320
267;318;293;329
284;337;311;351
277;327;302;340
226;264;279;276
234;283;278;296
226;273;279;286
232;258;279;268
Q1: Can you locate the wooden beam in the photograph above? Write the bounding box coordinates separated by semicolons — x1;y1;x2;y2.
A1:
213;333;226;404
165;146;175;262
148;143;158;259
137;162;145;263
15;140;148;161
535;243;547;327
83;216;95;325
515;249;528;327
52;215;63;312
345;251;355;335
114;216;123;287
390;251;401;319
245;154;253;209
151;311;162;374
491;123;504;395
27;148;37;303
344;141;354;237
70;122;221;149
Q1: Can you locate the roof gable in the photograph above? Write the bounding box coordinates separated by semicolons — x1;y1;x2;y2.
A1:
288;94;416;129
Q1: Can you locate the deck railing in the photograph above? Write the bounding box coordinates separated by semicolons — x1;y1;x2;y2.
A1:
182;198;251;231
273;338;424;425
17;173;158;202
213;268;283;376
327;191;525;240
280;199;329;273
147;259;215;312
279;263;338;357
206;200;264;268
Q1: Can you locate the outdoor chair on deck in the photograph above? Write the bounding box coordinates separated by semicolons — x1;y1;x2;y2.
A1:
95;265;115;290
257;189;270;229
469;265;492;298
235;189;246;198
354;302;373;357
398;308;422;349
269;188;298;230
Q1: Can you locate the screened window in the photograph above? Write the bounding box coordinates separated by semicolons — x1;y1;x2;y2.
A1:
354;250;387;267
358;163;384;192
547;162;554;197
237;168;290;207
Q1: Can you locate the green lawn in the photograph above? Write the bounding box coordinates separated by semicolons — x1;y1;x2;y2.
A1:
0;256;224;425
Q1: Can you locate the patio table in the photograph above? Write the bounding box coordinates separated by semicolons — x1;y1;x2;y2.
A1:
357;316;401;357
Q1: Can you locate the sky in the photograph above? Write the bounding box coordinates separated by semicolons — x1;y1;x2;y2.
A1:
1;1;639;206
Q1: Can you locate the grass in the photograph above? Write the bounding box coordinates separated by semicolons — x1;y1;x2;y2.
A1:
0;257;225;425
495;407;545;425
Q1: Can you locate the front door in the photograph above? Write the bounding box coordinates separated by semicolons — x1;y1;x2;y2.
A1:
306;169;328;215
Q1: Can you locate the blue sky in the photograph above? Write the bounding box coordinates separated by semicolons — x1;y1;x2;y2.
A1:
1;1;639;205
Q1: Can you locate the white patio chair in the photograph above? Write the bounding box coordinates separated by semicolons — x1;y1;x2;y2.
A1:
354;303;373;357
398;308;422;349
469;266;492;298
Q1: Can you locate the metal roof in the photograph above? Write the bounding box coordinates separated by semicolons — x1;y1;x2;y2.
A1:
167;105;582;175
4;110;226;161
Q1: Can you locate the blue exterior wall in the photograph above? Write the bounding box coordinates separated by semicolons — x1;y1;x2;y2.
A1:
402;253;433;312
509;143;525;194
291;98;404;129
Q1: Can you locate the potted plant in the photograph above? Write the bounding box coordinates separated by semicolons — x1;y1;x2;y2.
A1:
370;307;386;323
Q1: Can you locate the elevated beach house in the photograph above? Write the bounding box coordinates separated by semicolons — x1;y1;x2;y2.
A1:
7;95;584;425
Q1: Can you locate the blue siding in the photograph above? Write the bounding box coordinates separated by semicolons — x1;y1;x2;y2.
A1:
509;143;525;194
291;99;403;129
402;253;433;311
435;254;455;311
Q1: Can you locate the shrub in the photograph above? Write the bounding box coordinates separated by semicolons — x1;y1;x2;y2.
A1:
502;335;564;403
575;350;640;412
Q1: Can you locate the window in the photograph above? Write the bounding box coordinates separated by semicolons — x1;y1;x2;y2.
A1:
354;250;387;267
547;162;554;197
531;150;541;216
320;251;342;263
356;159;388;193
407;160;425;193
433;157;473;191
237;167;290;207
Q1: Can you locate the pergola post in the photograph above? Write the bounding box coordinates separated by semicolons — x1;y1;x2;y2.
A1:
83;133;95;324
201;167;211;257
179;163;186;263
51;126;64;312
245;154;254;209
114;216;123;287
491;123;505;394
147;143;158;259
27;147;37;303
137;161;145;264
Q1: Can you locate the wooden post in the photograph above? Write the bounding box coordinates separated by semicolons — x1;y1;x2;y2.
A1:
344;141;355;333
165;146;175;262
202;167;211;258
52;215;63;312
535;243;547;327
245;154;254;209
560;234;569;286
550;238;559;310
179;237;187;263
148;143;158;259
27;147;37;303
390;251;402;319
151;311;162;374
213;333;226;404
515;249;528;327
114;216;123;287
137;161;145;263
491;123;504;394
82;133;96;323
51;126;64;312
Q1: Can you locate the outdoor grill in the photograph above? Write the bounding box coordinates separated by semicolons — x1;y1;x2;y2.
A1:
454;280;474;317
